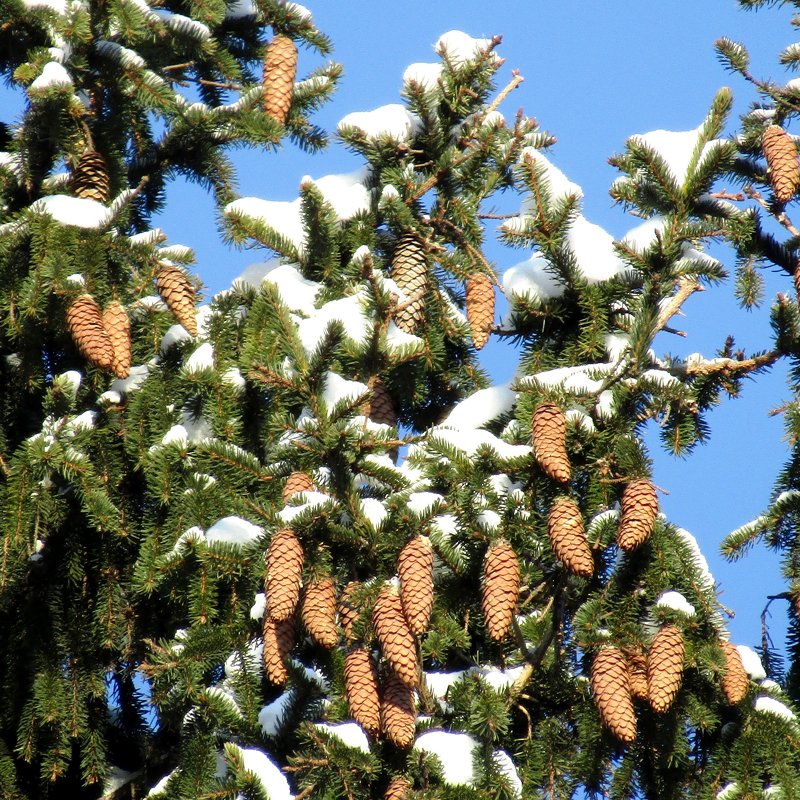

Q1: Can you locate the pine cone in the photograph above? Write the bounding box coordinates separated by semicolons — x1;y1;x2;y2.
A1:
265;529;304;621
301;578;338;649
398;536;434;636
385;776;412;800
392;233;428;334
263;35;297;125
720;641;749;705
283;470;314;502
66;294;115;372
155;264;197;337
366;375;397;427
647;625;685;713
547;497;593;577
466;272;494;350
381;667;416;748
591;648;637;744
344;647;381;736
71;150;110;203
617;479;658;551
339;581;362;644
262;616;295;686
101;300;131;379
481;539;520;641
372;583;418;687
627;650;649;702
532;403;571;483
763;124;799;203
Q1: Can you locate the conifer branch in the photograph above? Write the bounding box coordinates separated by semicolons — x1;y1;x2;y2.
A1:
744;185;800;239
484;70;525;117
683;349;780;376
656;277;704;332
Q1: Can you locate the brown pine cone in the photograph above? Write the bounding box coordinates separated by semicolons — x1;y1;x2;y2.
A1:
344;646;381;736
66;294;115;372
265;529;304;621
481;539;520;641
647;625;685;713
466;272;495;350
392;233;428;334
591;648;637;744
366;375;397;427
301;577;338;649
263;35;297;125
372;583;418;687
339;581;362;644
71;150;110;203
627;650;649;702
763;124;799;203
155;264;197;337
101;300;131;379
385;775;412;800
381;667;416;748
720;641;749;705
532;403;571;483
617;479;658;551
398;536;434;636
547;497;593;577
262;615;295;686
283;470;314;502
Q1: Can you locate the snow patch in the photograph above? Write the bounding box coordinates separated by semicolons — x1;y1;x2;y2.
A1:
443;384;516;430
30;61;72;91
655;590;696;617
436;30;496;65
737;645;767;680
338;104;420;141
30;195;109;228
503;253;566;304
403;62;442;90
414;730;478;786
315;722;371;754
205;516;263;546
754;695;796;722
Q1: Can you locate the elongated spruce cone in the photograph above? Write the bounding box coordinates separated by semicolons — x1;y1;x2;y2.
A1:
381;667;416;748
721;641;749;705
67;294;115;372
339;581;362;644
263;35;297;125
265;529;304;621
392;233;428;334
283;470;313;502
385;776;412;800
398;536;434;635
372;584;418;687
481;539;520;641
647;625;685;713
263;616;295;686
366;375;397;427
532;403;570;483
466;272;494;350
102;300;131;379
763;124;799;203
591;648;637;744
71;150;110;203
548;497;593;577
301;578;338;649
627;650;649;702
155;264;197;337
617;479;658;551
344;647;381;736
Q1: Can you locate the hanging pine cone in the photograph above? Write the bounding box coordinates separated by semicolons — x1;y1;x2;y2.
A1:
647;625;685;713
71;150;110;203
385;776;412;800
532;402;571;483
591;648;637;744
155;264;197;337
481;539;520;641
762;124;800;203
547;496;593;578
262;616;295;686
372;583;418;687
339;581;362;644
344;647;381;736
66;294;115;372
617;479;659;551
263;35;297;125
381;667;416;748
301;578;338;649
392;233;428;334
101;300;131;379
398;536;434;636
720;641;749;705
265;529;304;621
466;272;495;350
627;650;649;702
283;470;314;502
366;375;397;427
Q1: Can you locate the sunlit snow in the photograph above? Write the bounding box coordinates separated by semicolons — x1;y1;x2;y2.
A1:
413;730;479;786
338;104;420;141
436;30;496;65
315;722;371;754
205;516;263;546
30;61;72;90
403;62;442;90
443;384;516;430
655;590;696;617
30;195;109;228
503;254;566;304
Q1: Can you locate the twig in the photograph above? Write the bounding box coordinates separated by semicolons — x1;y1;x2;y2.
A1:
709;190;746;201
656;277;703;332
684;350;780;376
485;70;524;116
744;185;800;238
